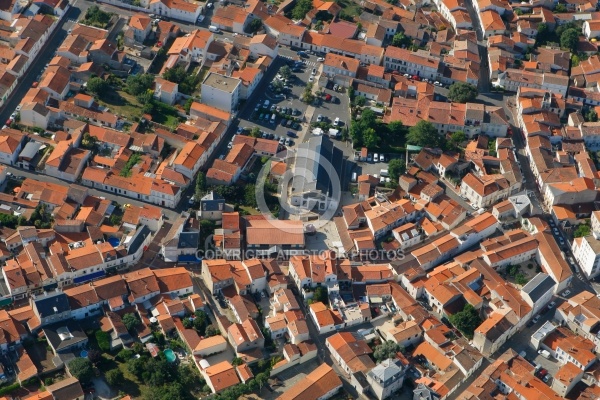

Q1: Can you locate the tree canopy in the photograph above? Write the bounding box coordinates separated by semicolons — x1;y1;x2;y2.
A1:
291;0;312;20
68;358;94;383
560;28;579;52
391;32;411;48
122;313;141;332
87;77;109;97
388;159;406;182
574;224;591;238
313;286;328;303
448;304;482;340
406;120;446;149
126;74;155;96
447;82;478;103
373;341;404;362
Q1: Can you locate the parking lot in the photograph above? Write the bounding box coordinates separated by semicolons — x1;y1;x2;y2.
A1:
234;53;351;153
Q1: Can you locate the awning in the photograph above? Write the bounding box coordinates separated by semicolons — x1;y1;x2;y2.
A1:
73;270;106;284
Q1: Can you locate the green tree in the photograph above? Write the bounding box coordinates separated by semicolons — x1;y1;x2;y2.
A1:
122;313;141;332
407;120;446;149
448;304;482;340
574;224;591;237
250;126;262;138
116;349;134;362
182;317;193;329
68;358;94;383
87;76;109;97
536;22;550;45
586;109;598;122
248;18;263;33
554;3;567;12
0;214;19;229
391;32;411;48
363;127;379;149
105;368;124;386
447;82;478;103
232;357;243;366
279;65;292;80
255;372;269;390
355;96;366;107
126;74;155;96
388;159;406;182
87;349;102;364
313;286;328;303
373;340;404;362
515;273;528;285
244;184;258;208
560;28;579;52
206;325;220;337
184;97;194;114
387;120;405;138
291;0;312;20
95;330;111;352
451;131;467;146
195;172;206;201
163;65;187;84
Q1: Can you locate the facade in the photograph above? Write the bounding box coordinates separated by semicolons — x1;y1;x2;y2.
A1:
201;72;241;113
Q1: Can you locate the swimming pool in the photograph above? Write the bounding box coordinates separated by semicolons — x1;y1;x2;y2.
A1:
80;350;88;358
107;237;120;248
164;349;176;363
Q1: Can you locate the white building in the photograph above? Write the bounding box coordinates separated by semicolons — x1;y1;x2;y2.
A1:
201;72;241;113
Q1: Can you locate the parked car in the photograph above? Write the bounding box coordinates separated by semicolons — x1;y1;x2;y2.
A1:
287;131;297;138
561;290;571;297
317;57;325;62
317;114;323;122
532;315;540;323
311;68;317;75
374;153;379;162
333;117;340;126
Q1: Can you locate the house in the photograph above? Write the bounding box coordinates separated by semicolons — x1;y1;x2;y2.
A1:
326;332;375;377
201;360;241;394
480;10;506;38
384;47;441;81
520;273;556;314
0;130;25;166
46;377;84;400
275;363;342;400
367;359;406;400
199;191;225;220
173;141;206;179
583;20;600;40
148;0;202;24
460;173;510;208
263;15;306;47
44;141;91;182
154;77;179;106
127;14;152;45
226;319;264;353
245;219;305;257
211;5;249;34
160;212;199;263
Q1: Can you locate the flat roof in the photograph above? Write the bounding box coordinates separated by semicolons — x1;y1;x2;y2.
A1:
202;72;240;93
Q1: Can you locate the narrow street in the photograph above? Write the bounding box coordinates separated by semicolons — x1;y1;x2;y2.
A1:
462;0;491;93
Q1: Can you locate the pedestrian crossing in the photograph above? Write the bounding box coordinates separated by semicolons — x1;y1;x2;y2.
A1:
280;55;317;67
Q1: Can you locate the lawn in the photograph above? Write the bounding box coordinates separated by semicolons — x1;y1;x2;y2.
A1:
337;0;361;21
239;205;261;215
98;91;144;121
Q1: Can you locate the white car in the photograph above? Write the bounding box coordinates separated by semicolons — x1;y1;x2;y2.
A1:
309;76;314;82
197;15;205;22
317;57;325;62
561;290;571;297
434;81;442;87
333;117;340;126
379;154;385;162
374;153;379;162
317;114;323;122
15;105;21;112
206;2;213;7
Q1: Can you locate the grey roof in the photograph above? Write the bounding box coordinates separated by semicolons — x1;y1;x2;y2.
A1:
19;141;42;160
179;231;199;249
521;273;556;303
127;225;151;255
34;292;70;318
292;135;343;197
367;359;404;387
43;321;88;353
200;191;225;211
509;193;531;215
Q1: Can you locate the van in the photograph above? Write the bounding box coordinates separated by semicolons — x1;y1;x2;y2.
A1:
380;169;389;177
351;172;357;182
209;25;220;33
